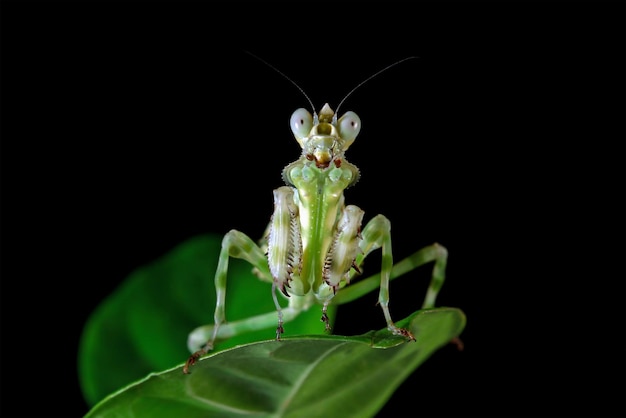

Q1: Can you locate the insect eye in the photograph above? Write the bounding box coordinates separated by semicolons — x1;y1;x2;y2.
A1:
290;108;313;140
337;111;361;147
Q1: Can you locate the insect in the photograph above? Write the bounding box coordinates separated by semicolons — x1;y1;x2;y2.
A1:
183;57;449;374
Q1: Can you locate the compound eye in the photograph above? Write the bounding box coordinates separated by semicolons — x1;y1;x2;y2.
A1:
290;108;313;140
337;111;361;147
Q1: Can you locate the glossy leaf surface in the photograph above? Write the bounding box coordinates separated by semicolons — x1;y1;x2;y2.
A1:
78;234;330;406
86;307;465;418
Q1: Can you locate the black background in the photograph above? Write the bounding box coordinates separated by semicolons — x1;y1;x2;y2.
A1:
1;1;624;417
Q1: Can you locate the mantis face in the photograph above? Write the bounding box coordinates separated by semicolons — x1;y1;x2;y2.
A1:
289;103;361;169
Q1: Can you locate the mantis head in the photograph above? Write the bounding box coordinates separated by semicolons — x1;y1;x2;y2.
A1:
289;103;361;169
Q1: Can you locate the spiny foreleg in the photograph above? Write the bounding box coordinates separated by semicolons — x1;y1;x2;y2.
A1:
267;186;302;338
321;204;365;330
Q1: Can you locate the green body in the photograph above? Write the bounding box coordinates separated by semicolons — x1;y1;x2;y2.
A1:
183;103;448;374
281;162;358;297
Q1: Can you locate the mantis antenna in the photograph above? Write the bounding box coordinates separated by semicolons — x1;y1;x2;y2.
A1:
245;51;418;120
335;56;418;117
244;50;316;115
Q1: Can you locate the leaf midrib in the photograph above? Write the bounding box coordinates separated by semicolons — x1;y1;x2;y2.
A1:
273;341;350;417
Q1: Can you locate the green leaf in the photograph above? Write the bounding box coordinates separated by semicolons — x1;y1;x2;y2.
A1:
85;307;465;418
78;234;331;406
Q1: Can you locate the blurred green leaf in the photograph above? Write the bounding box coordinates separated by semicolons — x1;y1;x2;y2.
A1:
85;307;466;418
78;234;330;406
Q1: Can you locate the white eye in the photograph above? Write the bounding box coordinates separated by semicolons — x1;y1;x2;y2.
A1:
337;111;361;145
290;108;313;139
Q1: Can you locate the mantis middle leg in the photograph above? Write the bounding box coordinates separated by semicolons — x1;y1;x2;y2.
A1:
333;214;448;338
183;229;308;373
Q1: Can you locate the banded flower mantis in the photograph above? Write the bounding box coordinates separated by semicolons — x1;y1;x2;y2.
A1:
183;59;449;374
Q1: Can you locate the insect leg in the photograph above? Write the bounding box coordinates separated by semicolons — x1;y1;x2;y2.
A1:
333;242;448;310
352;214;415;340
186;306;304;354
184;229;269;374
321;300;332;332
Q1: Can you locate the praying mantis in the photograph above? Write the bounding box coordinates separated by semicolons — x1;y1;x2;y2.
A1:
183;57;449;374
